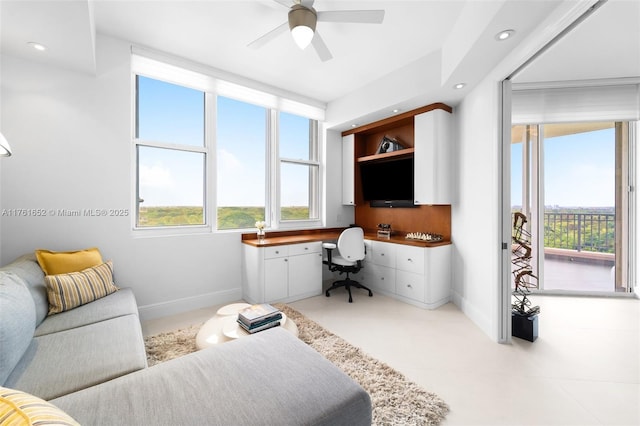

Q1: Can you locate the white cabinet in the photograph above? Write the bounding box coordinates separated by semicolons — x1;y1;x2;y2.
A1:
362;240;451;309
414;109;452;205
342;134;355;205
242;242;323;304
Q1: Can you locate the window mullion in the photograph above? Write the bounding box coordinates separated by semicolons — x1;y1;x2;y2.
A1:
268;108;279;228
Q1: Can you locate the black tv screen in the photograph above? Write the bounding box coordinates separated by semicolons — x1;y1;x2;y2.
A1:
359;157;415;207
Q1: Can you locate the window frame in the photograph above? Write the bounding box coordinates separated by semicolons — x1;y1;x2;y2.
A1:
275;117;321;228
131;54;324;235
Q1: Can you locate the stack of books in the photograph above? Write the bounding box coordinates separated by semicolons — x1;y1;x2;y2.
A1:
237;304;282;334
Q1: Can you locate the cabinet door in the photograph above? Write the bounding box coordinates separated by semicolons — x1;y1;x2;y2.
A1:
264;257;289;302
396;270;425;302
396;245;425;274
370;241;396;268
289;252;323;298
414;109;452;205
342;134;355;205
362;263;396;293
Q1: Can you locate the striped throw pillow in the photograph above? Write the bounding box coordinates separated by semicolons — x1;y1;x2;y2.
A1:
45;261;118;315
0;386;80;425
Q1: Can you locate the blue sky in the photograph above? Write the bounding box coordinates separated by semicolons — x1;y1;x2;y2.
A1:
511;127;615;208
137;76;311;208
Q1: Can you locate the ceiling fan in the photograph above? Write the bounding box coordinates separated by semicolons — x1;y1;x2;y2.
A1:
248;0;385;62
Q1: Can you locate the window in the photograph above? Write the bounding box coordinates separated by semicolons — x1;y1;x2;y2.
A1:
132;54;324;232
279;111;319;221
135;76;206;227
216;96;267;230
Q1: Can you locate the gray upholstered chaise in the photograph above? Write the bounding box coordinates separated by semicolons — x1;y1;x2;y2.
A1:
0;254;372;425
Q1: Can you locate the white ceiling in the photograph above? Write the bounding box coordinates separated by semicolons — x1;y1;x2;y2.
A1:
1;0;638;127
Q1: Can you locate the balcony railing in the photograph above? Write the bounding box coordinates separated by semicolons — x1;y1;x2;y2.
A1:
544;212;615;254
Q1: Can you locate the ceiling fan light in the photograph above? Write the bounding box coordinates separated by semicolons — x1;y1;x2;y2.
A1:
291;25;314;49
0;132;12;157
289;5;317;50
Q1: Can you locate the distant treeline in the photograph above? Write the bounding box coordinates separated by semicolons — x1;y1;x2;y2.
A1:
139;206;309;229
512;207;615;253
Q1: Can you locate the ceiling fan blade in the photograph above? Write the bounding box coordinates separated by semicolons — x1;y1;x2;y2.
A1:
317;10;385;24
311;32;332;62
247;21;289;49
272;0;293;8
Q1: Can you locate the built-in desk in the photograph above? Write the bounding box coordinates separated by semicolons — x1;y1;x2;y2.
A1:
241;227;451;248
241;228;452;309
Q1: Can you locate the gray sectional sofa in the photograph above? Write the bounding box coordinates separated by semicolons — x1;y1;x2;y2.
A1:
0;254;372;425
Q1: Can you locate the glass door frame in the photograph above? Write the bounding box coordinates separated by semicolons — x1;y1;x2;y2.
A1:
513;121;636;295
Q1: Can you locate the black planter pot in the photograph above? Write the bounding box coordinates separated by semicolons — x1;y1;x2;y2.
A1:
512;312;538;342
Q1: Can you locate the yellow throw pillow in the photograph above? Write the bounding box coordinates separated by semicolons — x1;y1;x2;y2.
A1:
0;386;80;426
45;261;118;315
35;247;103;276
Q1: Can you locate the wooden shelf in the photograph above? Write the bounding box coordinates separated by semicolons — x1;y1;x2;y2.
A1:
357;148;415;163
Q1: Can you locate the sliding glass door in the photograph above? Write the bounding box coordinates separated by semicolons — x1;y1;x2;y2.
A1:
512;122;633;293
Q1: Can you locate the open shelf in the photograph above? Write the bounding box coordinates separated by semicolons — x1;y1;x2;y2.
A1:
357;148;415;163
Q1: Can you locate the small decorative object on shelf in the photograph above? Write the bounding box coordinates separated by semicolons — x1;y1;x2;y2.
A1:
377;223;392;239
511;212;540;342
375;135;406;154
405;232;443;242
255;221;266;243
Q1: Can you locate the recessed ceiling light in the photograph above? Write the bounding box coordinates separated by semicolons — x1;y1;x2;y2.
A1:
392;108;400;113
454;83;466;89
351;124;358;128
495;29;515;41
27;42;47;51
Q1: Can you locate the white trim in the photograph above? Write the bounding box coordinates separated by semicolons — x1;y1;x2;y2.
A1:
499;79;512;343
131;46;325;121
138;288;242;321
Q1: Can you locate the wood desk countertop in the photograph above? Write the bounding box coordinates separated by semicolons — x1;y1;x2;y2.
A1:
241;228;451;248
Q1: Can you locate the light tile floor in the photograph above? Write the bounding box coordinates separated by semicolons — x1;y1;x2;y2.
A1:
142;292;639;426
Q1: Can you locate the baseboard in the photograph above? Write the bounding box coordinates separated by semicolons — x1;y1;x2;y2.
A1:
450;290;496;341
138;288;242;321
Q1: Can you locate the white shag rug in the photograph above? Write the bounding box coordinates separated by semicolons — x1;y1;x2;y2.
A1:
144;304;449;426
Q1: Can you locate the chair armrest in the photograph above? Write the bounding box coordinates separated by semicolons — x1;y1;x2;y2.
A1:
322;243;336;268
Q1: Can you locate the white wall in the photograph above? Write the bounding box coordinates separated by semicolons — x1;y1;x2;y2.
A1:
0;33;353;320
0;35;243;320
450;78;502;341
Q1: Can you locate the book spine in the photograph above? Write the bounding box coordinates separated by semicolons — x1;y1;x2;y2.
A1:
238;312;282;327
238;320;281;334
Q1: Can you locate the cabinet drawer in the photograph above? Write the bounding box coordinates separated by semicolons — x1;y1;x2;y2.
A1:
362;263;395;293
370;241;396;268
289;241;322;256
396;270;425;302
264;245;289;259
396;245;425;274
363;240;373;263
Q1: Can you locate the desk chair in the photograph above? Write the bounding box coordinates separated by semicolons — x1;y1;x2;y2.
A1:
323;227;373;303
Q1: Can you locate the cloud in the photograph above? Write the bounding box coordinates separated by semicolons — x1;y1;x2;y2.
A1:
139;163;175;188
217;148;243;175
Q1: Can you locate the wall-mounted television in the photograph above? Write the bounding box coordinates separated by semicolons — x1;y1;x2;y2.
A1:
359;157;415;208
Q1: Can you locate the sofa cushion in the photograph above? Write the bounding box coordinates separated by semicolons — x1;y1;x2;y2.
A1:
45;261;118;315
4;314;147;400
34;287;139;337
35;247;103;276
0;386;79;426
52;327;372;426
0;273;36;385
0;254;48;326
